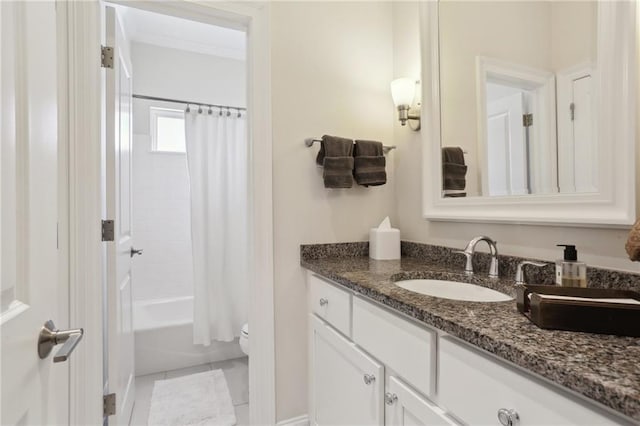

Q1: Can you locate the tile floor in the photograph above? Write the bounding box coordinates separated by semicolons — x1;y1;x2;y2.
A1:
129;356;249;425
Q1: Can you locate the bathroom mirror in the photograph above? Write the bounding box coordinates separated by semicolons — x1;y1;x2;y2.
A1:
421;1;636;225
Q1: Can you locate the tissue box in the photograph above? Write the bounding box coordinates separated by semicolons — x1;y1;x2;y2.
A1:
369;228;400;260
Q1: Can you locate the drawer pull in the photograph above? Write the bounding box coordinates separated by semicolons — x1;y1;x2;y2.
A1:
384;392;398;405
497;408;519;426
363;374;376;385
319;298;328;307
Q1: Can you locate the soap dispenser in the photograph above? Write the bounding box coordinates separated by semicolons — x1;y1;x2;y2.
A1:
555;244;587;287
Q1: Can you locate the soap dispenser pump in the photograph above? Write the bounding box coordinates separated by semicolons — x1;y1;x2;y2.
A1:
555;244;587;287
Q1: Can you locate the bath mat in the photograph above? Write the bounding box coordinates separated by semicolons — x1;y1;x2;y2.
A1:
148;369;236;426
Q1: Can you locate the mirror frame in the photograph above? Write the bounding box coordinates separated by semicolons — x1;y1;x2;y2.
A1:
421;1;637;226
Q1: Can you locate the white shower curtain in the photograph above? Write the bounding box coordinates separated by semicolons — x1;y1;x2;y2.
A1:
185;109;248;346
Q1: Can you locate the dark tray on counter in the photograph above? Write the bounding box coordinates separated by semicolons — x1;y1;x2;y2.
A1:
516;284;640;337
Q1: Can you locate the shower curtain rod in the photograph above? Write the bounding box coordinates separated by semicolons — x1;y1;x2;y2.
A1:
132;94;247;111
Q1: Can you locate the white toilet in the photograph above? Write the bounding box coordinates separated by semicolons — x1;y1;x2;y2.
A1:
239;323;249;355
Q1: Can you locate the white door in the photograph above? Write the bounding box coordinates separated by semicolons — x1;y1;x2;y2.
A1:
557;66;595;194
105;6;136;425
571;76;595;193
385;376;456;426
310;315;384;426
486;92;528;196
1;1;71;424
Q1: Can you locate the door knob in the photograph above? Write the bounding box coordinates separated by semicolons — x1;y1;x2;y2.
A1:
497;408;520;426
38;320;84;362
319;298;328;307
130;247;143;257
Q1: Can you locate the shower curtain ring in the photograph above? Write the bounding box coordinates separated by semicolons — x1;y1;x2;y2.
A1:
237;109;241;118
226;107;231;117
219;107;223;117
208;106;213;115
198;105;203;114
185;104;191;113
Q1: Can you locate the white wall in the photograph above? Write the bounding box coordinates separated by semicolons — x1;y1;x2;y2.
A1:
551;1;597;72
393;2;640;280
131;42;245;302
270;2;396;420
132;42;246;107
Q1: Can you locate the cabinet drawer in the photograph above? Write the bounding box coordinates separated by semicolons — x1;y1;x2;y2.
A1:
352;297;436;398
308;273;352;337
439;336;631;425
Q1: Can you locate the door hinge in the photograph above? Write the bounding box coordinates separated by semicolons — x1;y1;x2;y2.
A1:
570;102;575;121
101;220;115;242
522;113;533;128
103;393;116;417
101;45;114;69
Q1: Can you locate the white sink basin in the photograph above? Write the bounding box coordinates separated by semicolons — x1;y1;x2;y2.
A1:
395;279;512;302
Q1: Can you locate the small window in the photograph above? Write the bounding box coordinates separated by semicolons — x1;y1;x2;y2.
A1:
150;107;186;153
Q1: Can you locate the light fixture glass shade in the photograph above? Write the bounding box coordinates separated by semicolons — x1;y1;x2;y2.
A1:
390;78;416;106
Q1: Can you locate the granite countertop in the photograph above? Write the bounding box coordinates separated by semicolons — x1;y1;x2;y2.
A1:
300;243;640;422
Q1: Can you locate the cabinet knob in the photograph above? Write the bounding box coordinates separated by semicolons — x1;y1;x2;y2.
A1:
363;374;376;385
319;298;328;307
384;392;398;405
497;408;519;426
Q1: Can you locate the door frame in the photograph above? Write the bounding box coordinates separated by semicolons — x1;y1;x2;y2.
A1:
62;1;275;424
475;56;557;197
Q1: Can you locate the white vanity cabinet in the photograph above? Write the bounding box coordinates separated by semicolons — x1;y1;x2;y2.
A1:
308;273;447;426
310;315;384;426
306;272;634;426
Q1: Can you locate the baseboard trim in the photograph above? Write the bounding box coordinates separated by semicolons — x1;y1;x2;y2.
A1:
276;414;310;426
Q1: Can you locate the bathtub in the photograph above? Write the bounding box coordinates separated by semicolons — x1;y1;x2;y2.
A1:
134;296;244;376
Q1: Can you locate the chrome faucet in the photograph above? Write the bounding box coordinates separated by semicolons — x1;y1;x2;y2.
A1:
454;236;499;278
515;260;548;285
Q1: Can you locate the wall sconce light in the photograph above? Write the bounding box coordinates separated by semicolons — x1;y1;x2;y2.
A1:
390;78;421;130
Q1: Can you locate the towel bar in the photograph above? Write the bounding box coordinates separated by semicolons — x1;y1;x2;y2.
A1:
305;138;396;154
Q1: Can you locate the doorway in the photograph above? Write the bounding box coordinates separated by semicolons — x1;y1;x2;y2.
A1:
104;4;250;425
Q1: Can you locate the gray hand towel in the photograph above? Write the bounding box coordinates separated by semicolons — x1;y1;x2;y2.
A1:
442;146;465;164
317;135;354;188
323;157;355;188
442;147;467;191
443;190;467;198
354;140;386;186
442;163;467;190
316;135;354;165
